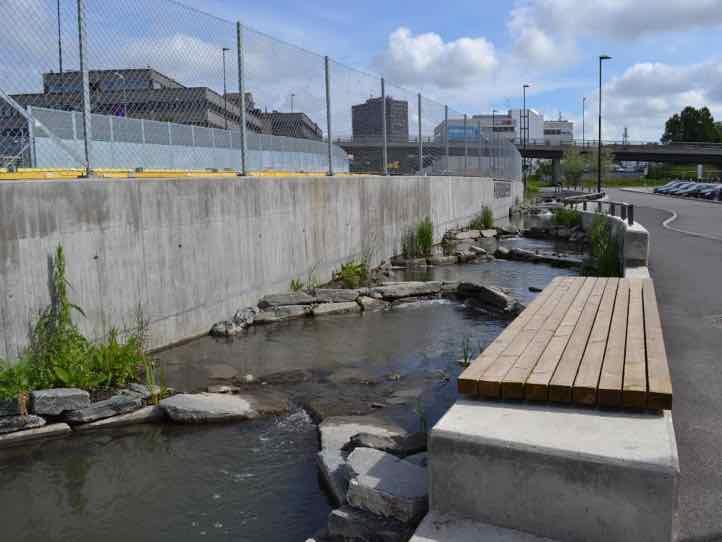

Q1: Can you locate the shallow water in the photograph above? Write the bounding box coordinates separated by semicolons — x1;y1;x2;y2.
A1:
0;237;577;542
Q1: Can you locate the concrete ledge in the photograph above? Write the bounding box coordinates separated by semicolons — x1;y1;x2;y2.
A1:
429;400;678;542
579;209;650;271
411;512;557;542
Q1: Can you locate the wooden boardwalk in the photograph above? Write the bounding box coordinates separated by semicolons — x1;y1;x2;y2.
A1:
458;277;673;410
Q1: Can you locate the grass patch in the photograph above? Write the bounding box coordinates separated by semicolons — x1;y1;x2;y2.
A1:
582;216;622;277
416;217;434;257
469;206;494;230
339;260;369;289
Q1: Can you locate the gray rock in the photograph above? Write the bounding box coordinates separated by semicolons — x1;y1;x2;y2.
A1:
404;452;428;468
160;393;256;423
73;405;165;432
454;230;480;240
0;415;46;435
317;450;349;505
343;431;427;457
232;306;259;326
357;296;389;312
346;448;428;523
254;304;311;324
314;289;362;303
31;388;90;416
327;506;415;542
497;225;520;236
372;282;442;301
469;245;487;255
0;398;20;416
440;281;460;293
207;384;240;394
207;364;239;381
0;423;71;449
127;382;162;401
63;395;143;424
455;250;477;263
426;255;457;266
458;282;515;310
319;415;411;452
405;258;428;268
480;229;497;238
494;246;511;258
257;292;315;309
313;302;362;317
509;247;539;261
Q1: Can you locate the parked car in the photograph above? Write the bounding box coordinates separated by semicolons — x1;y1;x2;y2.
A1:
663;182;694;195
654;180;684;194
696;184;720;198
677;183;708;197
703;185;722;200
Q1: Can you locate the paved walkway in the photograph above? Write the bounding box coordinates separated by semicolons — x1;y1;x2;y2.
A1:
608;188;722;541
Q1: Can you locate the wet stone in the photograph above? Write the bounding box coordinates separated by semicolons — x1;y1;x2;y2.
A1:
317;449;348;505
63;395;143;425
31;388;90;416
0;398;20;417
357;296;389;312
160;393;256;423
342;431;427;458
255;305;311;324
313;302;362;317
327;505;415;542
257;292;315;309
313;289;362;303
0;415;46;435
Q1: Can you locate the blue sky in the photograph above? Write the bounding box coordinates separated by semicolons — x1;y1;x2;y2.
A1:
194;0;722;141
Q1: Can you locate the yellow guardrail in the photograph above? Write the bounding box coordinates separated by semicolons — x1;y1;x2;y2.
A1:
0;168;367;181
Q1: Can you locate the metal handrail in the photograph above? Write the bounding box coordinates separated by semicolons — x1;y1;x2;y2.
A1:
564;197;635;226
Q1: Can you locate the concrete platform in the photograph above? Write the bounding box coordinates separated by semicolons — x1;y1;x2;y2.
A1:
429;400;678;542
411;512;557;542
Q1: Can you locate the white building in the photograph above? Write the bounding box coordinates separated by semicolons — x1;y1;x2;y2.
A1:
543;119;574;145
433;109;548;145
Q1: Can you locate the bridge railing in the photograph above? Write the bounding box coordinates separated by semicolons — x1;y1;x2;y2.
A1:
563;195;635;227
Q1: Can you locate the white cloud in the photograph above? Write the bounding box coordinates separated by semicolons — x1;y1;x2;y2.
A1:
374;27;497;89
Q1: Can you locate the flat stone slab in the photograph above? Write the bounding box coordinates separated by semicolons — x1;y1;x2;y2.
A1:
410;512;557;542
312;302;362;317
427;255;457;266
346;448;429;523
73;405;166;432
343;431;427;458
319;414;411;452
314;289;363;303
357;296;388;312
480;229;497;238
328;505;415;542
31;388;90;416
316;449;348;505
258;292;315;308
126;382;162;401
454;230;480;240
372;282;442;301
429;400;679;542
0;415;46;435
63;395;143;424
160;393;256;423
0;423;71;449
255;305;310;324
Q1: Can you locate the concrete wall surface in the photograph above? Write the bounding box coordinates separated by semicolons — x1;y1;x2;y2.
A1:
0;175;522;359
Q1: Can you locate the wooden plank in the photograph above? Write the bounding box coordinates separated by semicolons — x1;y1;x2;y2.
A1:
572;278;619;405
502;277;589;399
477;278;578;398
548;278;608;403
598;279;630;407
642;279;673;410
525;277;598;401
457;277;565;395
623;279;647;408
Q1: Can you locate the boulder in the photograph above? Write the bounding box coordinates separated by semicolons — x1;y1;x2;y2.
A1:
317;450;349;505
31;388;90;416
232;306;259;326
469;245;487;255
327;506;415;542
73;405;165;432
404;452;428;468
494;246;511;258
257;292;315;309
319;415;411;452
0;398;20;417
313;302;362;317
480;229;497;238
440;281;460;294
127;382;162;401
160;393;256;423
426;255;457;266
497;225;520;236
346;448;429;523
455;251;477;263
314;289;362;303
454;230;480;240
372;282;442;301
63;395;143;424
405;258;428;268
0;415;46;435
207;384;240;394
209;320;241;337
458;282;525;317
509;247;539;262
254;305;311;324
342;431;427;458
0;423;71;449
357;296;389;312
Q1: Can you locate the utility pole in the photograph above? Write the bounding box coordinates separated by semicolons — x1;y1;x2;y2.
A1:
57;0;63;96
222;47;230;129
598;55;611;193
582;96;586;146
522;83;530;191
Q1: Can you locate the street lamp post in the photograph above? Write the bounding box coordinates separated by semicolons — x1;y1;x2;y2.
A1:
582;96;586;147
114;71;127;117
522;83;530;191
222;47;230;130
57;0;63;90
598;55;611;193
290;93;295;113
492;108;497;176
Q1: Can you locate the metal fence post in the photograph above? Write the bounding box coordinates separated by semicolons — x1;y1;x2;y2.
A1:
478;122;483;176
76;0;92;175
463;114;468;173
417;93;422;174
324;56;333;176
26;105;36;168
381;77;388;176
236;22;247;176
444;105;449;174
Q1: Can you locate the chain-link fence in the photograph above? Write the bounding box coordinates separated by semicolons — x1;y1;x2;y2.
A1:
0;0;521;180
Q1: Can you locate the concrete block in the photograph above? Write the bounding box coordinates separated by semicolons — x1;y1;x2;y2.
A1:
316;449;348;505
429;400;678;542
411;512;557;542
312;302;362;317
0;423;71;449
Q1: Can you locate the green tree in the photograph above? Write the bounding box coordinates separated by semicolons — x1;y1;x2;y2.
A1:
588;146;615;182
561;147;585;188
661;106;722;143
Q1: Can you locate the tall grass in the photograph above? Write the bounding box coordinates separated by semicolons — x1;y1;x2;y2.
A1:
469;206;494;230
416;217;434;257
552;208;582;228
582;216;621;277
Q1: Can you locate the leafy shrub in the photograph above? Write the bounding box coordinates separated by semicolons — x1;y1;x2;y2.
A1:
582;216;621;277
340;260;368;289
469;206;494;230
552;208;582;228
0;358;33;401
289;278;304;292
416;217;434;257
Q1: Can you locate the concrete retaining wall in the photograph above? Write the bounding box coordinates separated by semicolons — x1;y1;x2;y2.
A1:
0;175;522;359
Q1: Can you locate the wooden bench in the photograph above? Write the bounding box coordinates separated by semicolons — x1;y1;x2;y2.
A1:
458;276;673;410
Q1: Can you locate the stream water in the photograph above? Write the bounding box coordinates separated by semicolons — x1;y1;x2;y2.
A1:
0;233;578;542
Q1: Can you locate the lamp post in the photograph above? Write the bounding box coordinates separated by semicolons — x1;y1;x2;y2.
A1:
57;0;63;90
522;83;530;190
492;108;497;176
290;93;295;113
582;96;586;147
114;71;127;117
222;47;230;129
598;55;611;193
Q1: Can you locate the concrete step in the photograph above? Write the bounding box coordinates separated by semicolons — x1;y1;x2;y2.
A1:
410;512;557;542
429;400;678;542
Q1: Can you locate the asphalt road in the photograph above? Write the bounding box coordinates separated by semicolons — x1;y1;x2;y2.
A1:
608;188;722;541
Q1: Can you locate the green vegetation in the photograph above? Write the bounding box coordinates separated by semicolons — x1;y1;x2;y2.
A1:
561;147;586;188
0;245;151;400
401;227;418;259
459;336;474;367
582;216;621;277
552;208;582;228
416;217;434;257
525;178;541;199
290;264;321;292
339;260;369;289
662;106;722;143
289;278;304;292
469;206;494;230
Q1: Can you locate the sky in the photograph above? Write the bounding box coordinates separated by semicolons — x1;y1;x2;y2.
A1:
3;0;722;142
